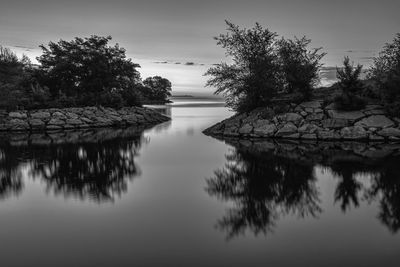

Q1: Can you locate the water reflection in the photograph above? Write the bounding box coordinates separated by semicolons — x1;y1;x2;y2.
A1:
208;138;400;239
0;127;147;202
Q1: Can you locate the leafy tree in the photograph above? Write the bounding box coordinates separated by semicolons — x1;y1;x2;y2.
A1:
369;33;400;115
277;36;325;100
205;21;325;113
142;76;172;103
334;57;365;110
205;21;282;113
36;35;142;107
0;46;49;110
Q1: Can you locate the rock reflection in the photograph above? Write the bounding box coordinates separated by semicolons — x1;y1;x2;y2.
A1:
208;138;400;239
0;127;147;202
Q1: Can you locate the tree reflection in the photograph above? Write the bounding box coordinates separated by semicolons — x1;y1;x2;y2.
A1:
0;145;24;200
366;157;400;233
0;129;146;202
29;138;142;202
207;142;321;239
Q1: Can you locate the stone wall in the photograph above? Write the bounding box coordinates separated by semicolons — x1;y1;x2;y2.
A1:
0;106;170;132
204;101;400;142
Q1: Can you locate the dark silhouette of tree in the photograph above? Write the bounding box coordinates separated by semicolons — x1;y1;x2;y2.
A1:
369;33;400;116
277;36;325;100
334;57;365;110
36;35;142;107
141;76;172;103
206;143;321;239
205;21;282;113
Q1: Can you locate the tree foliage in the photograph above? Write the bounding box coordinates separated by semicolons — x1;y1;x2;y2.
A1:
36;35;142;107
205;21;325;113
369;33;400;115
277;36;326;100
142;76;172;103
334;57;365;110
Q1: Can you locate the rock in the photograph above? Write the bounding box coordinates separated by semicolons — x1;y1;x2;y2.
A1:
65;119;84;125
65;112;79;119
48;118;65;126
327;110;365;122
46;125;63;131
31;111;51;120
318;130;340;140
322;119;349;129
364;109;385;116
29;119;46;129
377;127;400;138
238;123;253;135
369;134;385;141
306;113;324;121
286;133;300;139
52;111;67;119
253;119;270;128
300;111;308;117
340;126;368;140
275;123;297;137
300;101;321;109
325;103;336;110
8;119;29;130
355;115;394;128
301;133;317;140
9;112;27;119
298;123;320;134
254;124;277;137
223;126;239;137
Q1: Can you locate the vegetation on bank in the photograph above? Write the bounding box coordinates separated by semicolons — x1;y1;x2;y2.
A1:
206;21;400;116
0;36;171;111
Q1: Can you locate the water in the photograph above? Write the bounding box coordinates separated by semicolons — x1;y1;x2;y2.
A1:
0;102;399;267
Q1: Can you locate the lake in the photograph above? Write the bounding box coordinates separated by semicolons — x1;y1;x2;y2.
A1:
0;101;399;267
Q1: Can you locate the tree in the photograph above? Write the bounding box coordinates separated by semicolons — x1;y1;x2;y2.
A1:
205;21;282;113
36;35;142;107
277;36;325;100
369;33;400;115
205;21;325;113
0;46;49;110
142;76;172;103
334;57;365;110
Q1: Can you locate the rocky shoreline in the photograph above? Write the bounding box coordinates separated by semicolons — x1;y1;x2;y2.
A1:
204;100;400;142
0;106;170;132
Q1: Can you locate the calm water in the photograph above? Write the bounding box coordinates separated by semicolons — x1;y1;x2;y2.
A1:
0;102;400;267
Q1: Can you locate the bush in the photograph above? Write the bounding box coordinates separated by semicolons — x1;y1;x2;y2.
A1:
277;37;326;100
369;33;400;116
334;57;366;111
205;21;325;113
36;35;142;107
141;76;172;103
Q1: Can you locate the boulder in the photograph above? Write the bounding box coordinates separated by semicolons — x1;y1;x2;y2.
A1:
300;101;321;109
8;119;29;130
298;123;320;134
31;111;51;120
340;126;368;140
322;118;349;129
318;130;341;140
377;127;400;138
355;115;394;128
9;112;27;119
275;123;297;137
306;113;324;121
254;124;277;137
29;119;46;129
327;110;365;122
48;118;65;126
301;133;317;140
238;123;253;135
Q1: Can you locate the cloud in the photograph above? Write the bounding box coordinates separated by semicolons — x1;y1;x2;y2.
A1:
153;60;205;66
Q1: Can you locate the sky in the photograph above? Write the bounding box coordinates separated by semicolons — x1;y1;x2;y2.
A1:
1;0;399;95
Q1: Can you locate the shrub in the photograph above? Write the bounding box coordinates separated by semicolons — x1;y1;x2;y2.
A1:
205;21;282;113
277;36;326;100
369;33;400;116
334;57;365;111
205;21;325;113
142;76;172;103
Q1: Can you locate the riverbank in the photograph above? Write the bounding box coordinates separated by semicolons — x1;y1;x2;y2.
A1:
0;106;170;132
204;100;400;142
